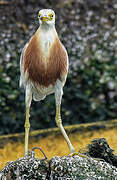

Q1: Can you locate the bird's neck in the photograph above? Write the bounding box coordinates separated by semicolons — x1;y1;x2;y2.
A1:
39;23;57;39
40;23;55;32
37;24;58;57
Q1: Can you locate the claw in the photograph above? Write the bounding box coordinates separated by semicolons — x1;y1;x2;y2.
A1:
68;152;105;162
69;152;90;159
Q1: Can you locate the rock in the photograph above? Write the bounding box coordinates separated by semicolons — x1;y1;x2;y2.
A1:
84;138;117;167
1;155;49;180
49;155;117;179
1;138;117;179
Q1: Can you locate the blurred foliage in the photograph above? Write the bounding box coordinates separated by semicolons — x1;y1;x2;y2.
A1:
0;0;117;134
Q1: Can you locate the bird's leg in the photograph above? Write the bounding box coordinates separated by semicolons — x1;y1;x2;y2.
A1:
24;86;32;156
55;84;92;159
25;105;30;156
55;104;75;153
55;106;97;159
55;83;75;153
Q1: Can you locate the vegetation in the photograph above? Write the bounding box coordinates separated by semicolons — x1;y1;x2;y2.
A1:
0;0;117;134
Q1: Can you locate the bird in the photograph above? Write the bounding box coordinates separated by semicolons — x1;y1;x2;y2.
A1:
20;9;75;156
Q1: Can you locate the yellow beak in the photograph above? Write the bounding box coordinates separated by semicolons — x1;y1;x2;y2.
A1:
41;16;48;22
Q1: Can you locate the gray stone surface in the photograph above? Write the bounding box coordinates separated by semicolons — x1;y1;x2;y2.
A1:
50;155;117;180
1;155;49;180
1;154;117;180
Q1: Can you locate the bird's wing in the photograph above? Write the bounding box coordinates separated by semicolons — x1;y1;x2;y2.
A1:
62;43;69;71
19;42;29;87
59;43;69;84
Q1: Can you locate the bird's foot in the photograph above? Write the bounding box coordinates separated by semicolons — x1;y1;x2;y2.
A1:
68;152;105;162
24;149;32;157
69;152;90;159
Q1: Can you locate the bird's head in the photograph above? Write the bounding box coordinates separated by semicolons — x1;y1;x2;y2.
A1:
38;9;55;26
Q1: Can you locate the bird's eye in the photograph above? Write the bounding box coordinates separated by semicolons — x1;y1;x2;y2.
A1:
38;13;41;18
49;14;53;18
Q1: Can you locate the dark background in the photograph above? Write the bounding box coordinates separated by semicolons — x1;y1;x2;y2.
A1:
0;0;117;135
